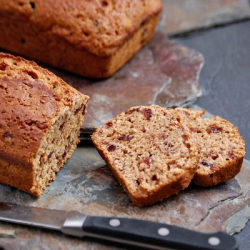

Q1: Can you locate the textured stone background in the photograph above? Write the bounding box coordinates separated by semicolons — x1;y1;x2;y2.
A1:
1;1;250;249
160;0;250;35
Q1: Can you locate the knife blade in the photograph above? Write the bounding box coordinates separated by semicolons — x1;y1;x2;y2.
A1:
0;202;238;250
79;126;96;141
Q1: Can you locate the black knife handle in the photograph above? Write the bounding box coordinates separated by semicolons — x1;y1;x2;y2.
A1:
82;216;238;250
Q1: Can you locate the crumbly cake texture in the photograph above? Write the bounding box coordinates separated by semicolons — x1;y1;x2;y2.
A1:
0;52;89;196
0;0;162;78
91;105;201;207
175;108;245;187
92;105;245;206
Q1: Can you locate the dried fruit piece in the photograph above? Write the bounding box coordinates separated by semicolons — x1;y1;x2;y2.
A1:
108;145;116;152
141;108;152;120
206;125;223;134
117;134;133;141
3;131;13;138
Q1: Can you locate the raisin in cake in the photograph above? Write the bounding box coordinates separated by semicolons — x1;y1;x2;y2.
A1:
0;52;89;196
176;107;245;187
91;105;200;207
0;0;162;78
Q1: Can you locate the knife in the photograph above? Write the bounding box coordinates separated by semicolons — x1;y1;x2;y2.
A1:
79;126;96;141
0;202;238;250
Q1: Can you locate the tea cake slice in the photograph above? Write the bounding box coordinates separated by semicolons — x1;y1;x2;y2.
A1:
92;105;200;207
176;108;245;187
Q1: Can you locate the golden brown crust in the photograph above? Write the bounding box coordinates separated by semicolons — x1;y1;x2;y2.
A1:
0;52;89;196
0;0;162;77
0;76;59;169
192;157;244;187
120;170;194;207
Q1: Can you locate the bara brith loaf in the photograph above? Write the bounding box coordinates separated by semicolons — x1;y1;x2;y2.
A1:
0;52;89;196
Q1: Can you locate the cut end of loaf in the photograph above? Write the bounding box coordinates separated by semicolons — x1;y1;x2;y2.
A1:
0;52;89;196
30;100;88;196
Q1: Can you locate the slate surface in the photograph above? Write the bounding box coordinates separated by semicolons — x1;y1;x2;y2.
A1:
160;0;250;35
176;19;250;250
0;147;249;250
1;1;250;249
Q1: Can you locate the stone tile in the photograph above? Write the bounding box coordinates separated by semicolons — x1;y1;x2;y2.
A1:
159;0;250;35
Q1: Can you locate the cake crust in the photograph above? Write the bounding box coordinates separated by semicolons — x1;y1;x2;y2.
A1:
0;0;162;78
0;52;89;196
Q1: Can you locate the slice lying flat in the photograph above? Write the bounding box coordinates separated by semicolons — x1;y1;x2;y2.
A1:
176;108;245;187
92;105;200;207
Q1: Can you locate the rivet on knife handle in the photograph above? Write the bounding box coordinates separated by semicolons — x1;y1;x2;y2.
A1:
62;213;238;250
0;203;239;250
